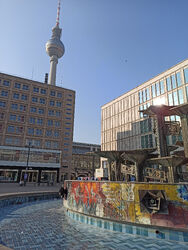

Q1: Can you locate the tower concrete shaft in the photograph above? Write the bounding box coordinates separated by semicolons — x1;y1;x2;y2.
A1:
46;0;65;85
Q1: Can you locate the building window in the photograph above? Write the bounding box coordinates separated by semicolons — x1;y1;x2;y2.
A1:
173;91;178;105
36;129;42;136
40;98;45;104
56;111;61;117
3;80;10;86
9;114;16;121
7;125;15;133
33;140;41;147
65;132;70;135
40;89;46;94
50;90;56;96
38;108;44;114
1;90;8;97
5;137;13;145
171;75;176;89
46;130;52;136
65;122;71;125
66;108;71;111
29;117;36;124
28;128;34;135
65;117;71;120
184;67;188;84
32;97;38;103
57;92;62;98
33;87;39;93
53;142;59;148
56;101;61;107
21;94;27;101
168;93;173;105
143;90;146;103
22;84;29;90
66;103;72;106
0;101;6;107
160;80;165;94
20;105;26;111
55;121;60;127
155;82;160;96
45;141;51;148
139;91;142;104
151;85;156;98
30;107;37;113
14;82;21;89
0;113;4;119
146;88;150;101
37;118;43;125
54;131;59;137
48;110;54;116
166;77;172;91
48;120;53;126
49;100;55;106
17;116;25;122
13;93;19;99
178;89;184;104
186;86;188;101
11;103;18;110
176;72;182;87
16;127;23;134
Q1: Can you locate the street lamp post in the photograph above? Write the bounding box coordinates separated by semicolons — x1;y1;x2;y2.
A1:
26;141;32;170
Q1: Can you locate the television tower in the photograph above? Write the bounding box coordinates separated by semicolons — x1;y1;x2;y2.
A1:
46;0;65;85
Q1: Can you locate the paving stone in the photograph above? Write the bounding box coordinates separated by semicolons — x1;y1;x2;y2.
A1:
0;199;188;250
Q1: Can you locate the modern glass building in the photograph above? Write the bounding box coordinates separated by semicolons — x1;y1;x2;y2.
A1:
101;59;188;151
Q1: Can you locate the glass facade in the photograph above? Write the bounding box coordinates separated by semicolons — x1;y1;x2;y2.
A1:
178;89;184;104
171;75;176;89
166;77;171;91
151;85;156;97
160;80;165;94
173;91;178;105
168;93;173;105
184;67;188;83
176;72;182;87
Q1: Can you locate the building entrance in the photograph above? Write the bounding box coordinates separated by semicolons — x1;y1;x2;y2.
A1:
21;170;38;183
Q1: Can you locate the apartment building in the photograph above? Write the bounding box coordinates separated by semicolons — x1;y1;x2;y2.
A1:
0;73;75;183
101;59;188;151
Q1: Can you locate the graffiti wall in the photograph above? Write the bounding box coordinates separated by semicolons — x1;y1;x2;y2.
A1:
66;181;188;230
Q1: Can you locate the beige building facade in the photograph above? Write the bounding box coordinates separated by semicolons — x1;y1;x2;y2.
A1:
72;142;101;179
0;72;75;182
101;59;188;151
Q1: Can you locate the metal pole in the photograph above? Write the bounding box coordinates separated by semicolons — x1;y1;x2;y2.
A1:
92;155;95;179
26;142;31;170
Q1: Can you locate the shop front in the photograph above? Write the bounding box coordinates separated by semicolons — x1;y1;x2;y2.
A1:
0;146;61;183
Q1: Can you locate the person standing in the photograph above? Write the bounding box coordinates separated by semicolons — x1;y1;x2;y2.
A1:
24;172;28;186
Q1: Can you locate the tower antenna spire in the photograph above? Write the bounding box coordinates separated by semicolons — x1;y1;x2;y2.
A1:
46;0;65;86
56;0;61;26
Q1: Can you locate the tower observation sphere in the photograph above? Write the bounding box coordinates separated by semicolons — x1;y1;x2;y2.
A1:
46;0;65;86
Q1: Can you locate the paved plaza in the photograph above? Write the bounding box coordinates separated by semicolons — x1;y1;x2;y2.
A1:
0;199;188;250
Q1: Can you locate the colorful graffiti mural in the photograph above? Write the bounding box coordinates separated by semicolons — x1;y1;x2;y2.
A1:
66;181;188;230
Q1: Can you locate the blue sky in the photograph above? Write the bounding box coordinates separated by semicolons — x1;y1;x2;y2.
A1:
1;0;188;144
